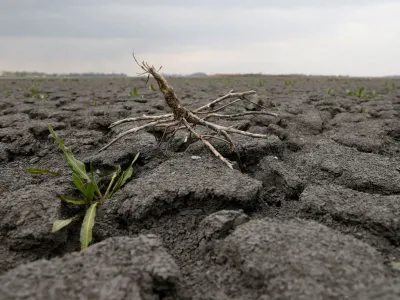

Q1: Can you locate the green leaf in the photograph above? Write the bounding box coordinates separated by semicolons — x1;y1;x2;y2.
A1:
52;214;82;232
84;181;96;202
80;202;99;250
72;173;86;194
104;166;121;199
129;87;139;97
29;88;39;95
110;153;139;197
357;87;364;97
48;124;90;182
57;194;88;205
25;168;61;177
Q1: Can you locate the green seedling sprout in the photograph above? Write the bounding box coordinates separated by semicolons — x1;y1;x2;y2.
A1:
47;124;139;250
356;87;364;98
346;87;365;98
129;87;139;97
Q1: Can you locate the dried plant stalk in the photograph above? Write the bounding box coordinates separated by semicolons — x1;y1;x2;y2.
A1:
98;53;279;170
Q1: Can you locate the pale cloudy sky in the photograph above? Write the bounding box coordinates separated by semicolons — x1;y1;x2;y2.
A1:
1;0;399;76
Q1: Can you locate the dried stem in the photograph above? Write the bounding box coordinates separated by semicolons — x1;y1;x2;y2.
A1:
96;53;279;170
182;119;233;170
110;114;173;128
194;90;257;113
204;111;278;120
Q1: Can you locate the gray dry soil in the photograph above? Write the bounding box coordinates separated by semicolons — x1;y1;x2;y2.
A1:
1;75;400;299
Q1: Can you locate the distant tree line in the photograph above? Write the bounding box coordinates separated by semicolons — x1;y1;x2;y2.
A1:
0;71;128;78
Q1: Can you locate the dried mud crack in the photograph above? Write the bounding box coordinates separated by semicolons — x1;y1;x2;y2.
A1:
1;74;400;299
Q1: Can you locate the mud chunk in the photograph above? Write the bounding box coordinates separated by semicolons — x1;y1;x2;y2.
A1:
330;112;368;125
186;134;284;167
0;186;66;250
325;119;396;154
86;132;157;169
103;156;262;221
213;218;386;300
0;142;9;162
265;123;287;140
255;156;304;200
291;139;400;194
297;109;324;134
0;185;71;274
0;235;180;300
300;184;400;244
351;278;400;300
198;210;249;242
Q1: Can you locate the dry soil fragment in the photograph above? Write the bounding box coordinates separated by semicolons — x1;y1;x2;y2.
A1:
300;184;400;244
212;218;386;300
0;235;180;300
291;138;400;194
103;155;262;221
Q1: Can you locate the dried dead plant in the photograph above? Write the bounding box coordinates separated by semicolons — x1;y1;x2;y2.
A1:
97;53;279;170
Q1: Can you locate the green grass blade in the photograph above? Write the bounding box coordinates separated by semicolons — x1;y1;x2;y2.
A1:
80;202;99;250
357;87;364;97
57;194;88;205
84;181;96;202
72;173;86;194
110;153;139;196
48;124;65;148
25;168;61;177
64;147;90;181
104;166;121;199
52;213;82;232
48;124;90;182
88;160;102;198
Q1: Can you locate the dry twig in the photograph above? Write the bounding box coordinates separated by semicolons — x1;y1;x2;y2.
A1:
97;53;279;170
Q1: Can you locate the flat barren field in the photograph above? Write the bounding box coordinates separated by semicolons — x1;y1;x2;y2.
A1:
1;75;400;299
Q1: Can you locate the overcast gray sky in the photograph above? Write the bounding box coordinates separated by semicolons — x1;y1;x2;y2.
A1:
1;1;399;76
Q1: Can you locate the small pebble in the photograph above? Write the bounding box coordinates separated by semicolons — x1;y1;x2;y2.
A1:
191;156;201;160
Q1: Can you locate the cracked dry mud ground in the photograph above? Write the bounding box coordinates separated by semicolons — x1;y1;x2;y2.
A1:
0;76;400;299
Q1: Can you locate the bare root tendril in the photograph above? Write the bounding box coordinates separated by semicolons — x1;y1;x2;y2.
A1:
97;52;280;170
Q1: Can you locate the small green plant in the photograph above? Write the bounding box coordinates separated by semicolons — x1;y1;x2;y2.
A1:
129;87;139;97
371;89;376;98
346;87;364;98
356;87;364;97
47;125;139;250
257;79;264;87
327;87;333;95
28;87;49;99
